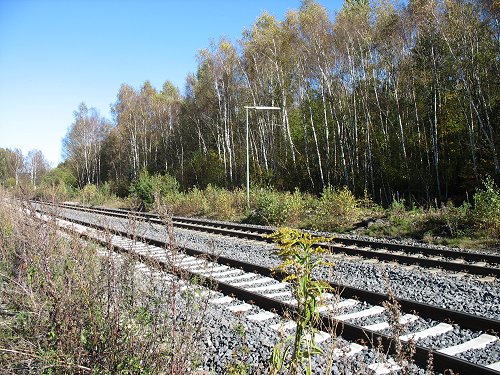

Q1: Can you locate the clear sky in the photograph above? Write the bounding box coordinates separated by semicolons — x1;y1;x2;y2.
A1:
0;0;343;167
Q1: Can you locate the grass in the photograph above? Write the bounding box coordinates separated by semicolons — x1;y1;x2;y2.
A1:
361;198;499;250
0;190;210;374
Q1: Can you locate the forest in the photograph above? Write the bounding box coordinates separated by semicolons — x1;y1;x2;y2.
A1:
1;0;499;206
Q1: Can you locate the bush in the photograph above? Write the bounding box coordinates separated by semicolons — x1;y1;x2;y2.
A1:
129;170;155;209
36;165;78;201
203;184;244;221
129;170;180;210
173;187;209;217
80;184;103;205
385;199;414;230
249;188;305;226
473;176;500;238
156;173;180;198
442;201;474;237
311;186;363;232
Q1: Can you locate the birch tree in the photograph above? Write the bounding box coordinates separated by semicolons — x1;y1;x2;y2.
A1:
25;149;49;188
63;103;110;187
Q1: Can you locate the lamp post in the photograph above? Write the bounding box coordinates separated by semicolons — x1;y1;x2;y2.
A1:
244;105;281;208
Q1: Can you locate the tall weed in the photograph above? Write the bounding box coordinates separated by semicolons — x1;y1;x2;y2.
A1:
0;193;208;373
267;228;333;375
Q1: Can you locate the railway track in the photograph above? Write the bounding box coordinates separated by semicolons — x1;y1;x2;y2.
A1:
36;201;500;278
32;201;500;374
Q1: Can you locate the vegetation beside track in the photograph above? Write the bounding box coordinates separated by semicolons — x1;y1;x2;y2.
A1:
25;171;500;251
0;191;209;373
0;191;415;374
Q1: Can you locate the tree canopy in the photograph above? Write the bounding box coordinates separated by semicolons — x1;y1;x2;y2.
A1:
60;0;499;204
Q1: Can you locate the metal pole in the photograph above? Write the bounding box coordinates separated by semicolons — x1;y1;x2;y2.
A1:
246;107;250;208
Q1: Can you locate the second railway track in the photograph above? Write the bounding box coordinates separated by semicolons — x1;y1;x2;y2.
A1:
37;200;500;278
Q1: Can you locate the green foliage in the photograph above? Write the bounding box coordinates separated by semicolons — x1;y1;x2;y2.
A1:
250;187;306;226
473;177;500;238
71;182;116;206
34;165;78;201
129;169;180;210
362;179;500;247
41;165;77;189
251;188;283;225
179;187;209;216
203;184;245;221
442;202;474;237
5;177;16;188
385;199;414;229
129;170;155;209
311;186;363;232
80;184;102;205
267;228;334;375
183;150;225;189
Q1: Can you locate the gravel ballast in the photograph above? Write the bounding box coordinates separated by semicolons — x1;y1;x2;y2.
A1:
36;204;500;373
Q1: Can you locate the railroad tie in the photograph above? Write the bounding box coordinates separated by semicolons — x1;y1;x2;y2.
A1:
334;305;385;321
399;322;453;342
437;334;498;356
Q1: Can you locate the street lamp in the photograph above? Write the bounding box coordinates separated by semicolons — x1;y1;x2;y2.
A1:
244;105;281;208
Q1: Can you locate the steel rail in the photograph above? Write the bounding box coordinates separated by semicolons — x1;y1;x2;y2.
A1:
35;201;500;278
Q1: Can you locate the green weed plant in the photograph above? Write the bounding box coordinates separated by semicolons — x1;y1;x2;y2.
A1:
267;228;334;375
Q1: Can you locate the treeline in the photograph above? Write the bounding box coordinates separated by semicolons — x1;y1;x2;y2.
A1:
61;0;498;204
0;148;50;189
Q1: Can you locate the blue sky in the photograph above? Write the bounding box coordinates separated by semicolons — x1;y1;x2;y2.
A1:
0;0;343;166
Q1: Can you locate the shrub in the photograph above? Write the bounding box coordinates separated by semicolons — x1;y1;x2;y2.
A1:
384;198;416;231
80;184;103;205
173;187;209;217
129;170;155;209
441;201;474;237
473;176;500;238
311;186;362;232
41;165;77;189
250;188;305;226
156;173;180;198
286;189;307;227
203;184;244;221
36;165;78;201
251;188;282;225
129;170;180;210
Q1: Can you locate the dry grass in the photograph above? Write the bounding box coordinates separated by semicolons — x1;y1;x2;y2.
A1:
0;190;210;374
